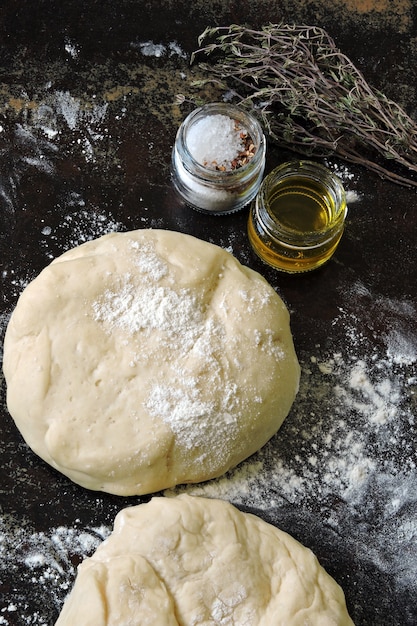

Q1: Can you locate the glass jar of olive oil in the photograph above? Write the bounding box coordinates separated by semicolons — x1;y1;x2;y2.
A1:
248;160;347;273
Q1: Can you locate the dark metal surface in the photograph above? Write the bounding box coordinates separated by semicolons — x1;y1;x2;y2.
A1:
1;2;416;625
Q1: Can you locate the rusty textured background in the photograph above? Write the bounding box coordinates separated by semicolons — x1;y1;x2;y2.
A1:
1;1;416;624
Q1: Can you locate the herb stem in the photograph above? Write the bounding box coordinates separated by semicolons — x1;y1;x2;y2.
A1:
192;23;417;188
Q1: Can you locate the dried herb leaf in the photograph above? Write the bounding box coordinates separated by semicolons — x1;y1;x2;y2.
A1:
192;23;417;188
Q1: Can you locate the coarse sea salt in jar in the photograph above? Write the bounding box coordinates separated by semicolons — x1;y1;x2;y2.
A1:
171;103;266;214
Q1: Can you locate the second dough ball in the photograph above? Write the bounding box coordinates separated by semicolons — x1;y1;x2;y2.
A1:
55;495;355;625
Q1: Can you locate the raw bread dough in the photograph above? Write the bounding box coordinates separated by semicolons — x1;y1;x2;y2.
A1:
3;229;300;495
55;495;355;625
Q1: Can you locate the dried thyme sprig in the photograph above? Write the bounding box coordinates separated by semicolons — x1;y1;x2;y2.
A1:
191;23;417;188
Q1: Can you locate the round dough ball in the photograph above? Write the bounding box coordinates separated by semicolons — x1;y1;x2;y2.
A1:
55;495;354;625
3;229;300;495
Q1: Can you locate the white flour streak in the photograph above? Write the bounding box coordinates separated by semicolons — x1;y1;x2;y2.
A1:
55;91;81;130
93;280;202;343
27;91;109;163
131;40;187;59
40;205;123;258
0;517;110;624
146;382;215;449
386;328;417;366
129;241;169;281
64;38;79;59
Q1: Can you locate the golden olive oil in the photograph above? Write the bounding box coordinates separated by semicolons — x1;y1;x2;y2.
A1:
268;176;333;233
248;162;347;273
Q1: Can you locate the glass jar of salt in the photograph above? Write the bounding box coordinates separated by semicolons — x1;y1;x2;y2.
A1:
171;103;266;214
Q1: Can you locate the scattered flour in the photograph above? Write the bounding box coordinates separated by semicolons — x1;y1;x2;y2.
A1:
324;159;356;182
64;38;79;60
93;280;203;342
40;198;124;259
131;40;187;59
0;516;110;625
166;288;417;593
29;90;108;152
324;159;362;204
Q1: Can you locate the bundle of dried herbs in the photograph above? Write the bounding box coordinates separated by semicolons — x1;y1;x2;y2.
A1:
191;23;417;188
